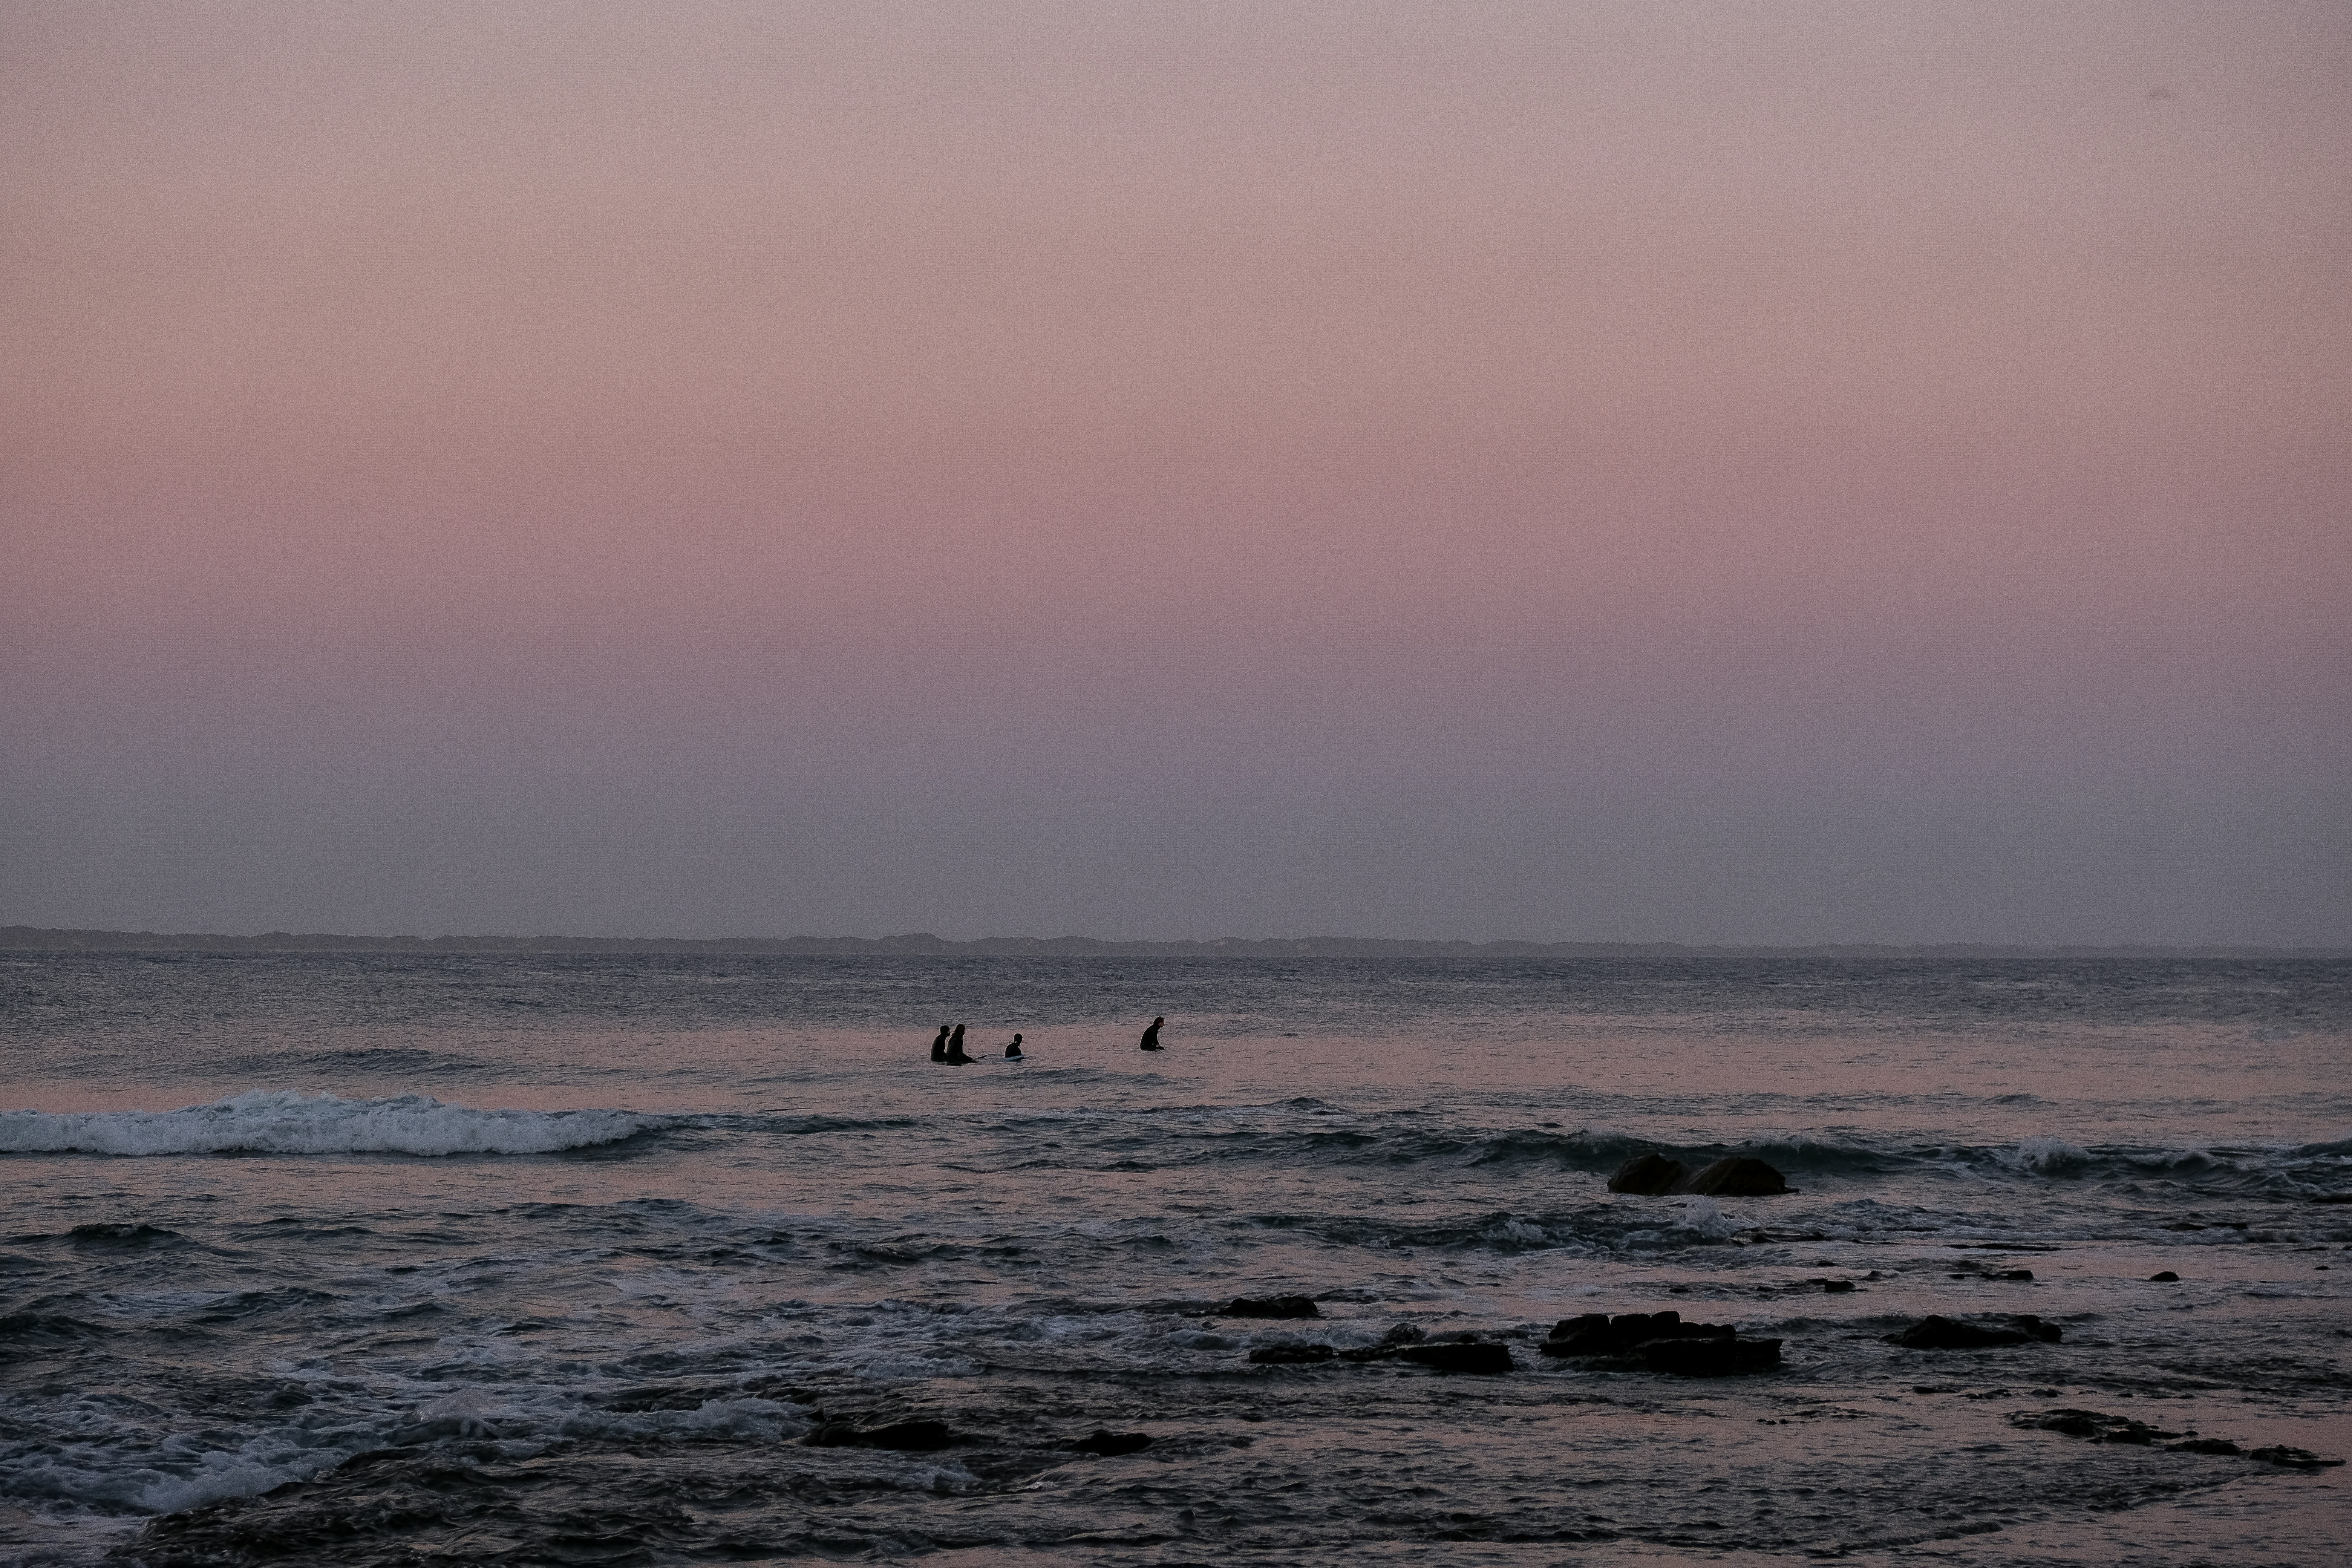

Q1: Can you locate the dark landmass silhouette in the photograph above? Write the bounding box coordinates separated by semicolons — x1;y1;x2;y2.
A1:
2;926;2343;959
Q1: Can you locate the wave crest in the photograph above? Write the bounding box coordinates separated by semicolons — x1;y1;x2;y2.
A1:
2004;1136;2093;1175
0;1089;659;1157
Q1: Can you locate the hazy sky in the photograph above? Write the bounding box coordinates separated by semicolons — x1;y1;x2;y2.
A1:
4;2;2347;945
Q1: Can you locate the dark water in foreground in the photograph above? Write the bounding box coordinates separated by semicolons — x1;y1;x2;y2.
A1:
2;954;2347;1566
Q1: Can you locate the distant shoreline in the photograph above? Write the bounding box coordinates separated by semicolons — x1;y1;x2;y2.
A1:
2;926;2343;959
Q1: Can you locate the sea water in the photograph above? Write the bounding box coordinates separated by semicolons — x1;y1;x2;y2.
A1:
1;952;2346;1565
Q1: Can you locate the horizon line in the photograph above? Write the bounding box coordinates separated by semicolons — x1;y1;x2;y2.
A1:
3;926;2345;959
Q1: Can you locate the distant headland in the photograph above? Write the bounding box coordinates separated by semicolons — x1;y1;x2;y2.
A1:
2;926;2342;959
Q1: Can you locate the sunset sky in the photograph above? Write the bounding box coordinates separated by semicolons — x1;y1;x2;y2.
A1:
3;2;2347;945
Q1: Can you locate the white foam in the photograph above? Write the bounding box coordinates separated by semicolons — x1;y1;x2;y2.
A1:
2009;1136;2092;1174
0;1088;658;1157
1675;1196;1736;1238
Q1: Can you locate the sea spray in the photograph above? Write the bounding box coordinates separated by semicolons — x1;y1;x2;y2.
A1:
0;1088;658;1157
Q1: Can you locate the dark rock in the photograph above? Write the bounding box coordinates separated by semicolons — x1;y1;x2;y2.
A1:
2150;1271;2179;1282
2249;1445;2344;1470
2020;1415;2343;1468
2011;1409;2174;1444
2018;1409;2105;1437
1069;1429;1152;1456
1888;1314;2062;1350
1995;1269;2034;1281
1225;1294;1320;1319
1247;1342;1334;1364
1822;1279;1856;1293
2309;1194;2352;1205
1680;1157;1790;1197
805;1419;957;1452
1539;1310;1774;1374
1395;1342;1514;1374
1545;1312;1611;1346
1641;1337;1781;1377
1607;1153;1686;1195
1540;1311;1733;1358
1334;1323;1433;1363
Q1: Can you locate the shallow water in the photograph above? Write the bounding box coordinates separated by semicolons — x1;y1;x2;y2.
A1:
2;953;2347;1565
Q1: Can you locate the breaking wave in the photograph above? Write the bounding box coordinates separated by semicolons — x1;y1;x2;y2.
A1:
0;1089;660;1157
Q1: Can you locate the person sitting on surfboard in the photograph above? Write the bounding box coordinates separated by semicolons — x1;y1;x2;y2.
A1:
1004;1033;1024;1059
945;1023;971;1063
1140;1017;1165;1051
930;1025;951;1062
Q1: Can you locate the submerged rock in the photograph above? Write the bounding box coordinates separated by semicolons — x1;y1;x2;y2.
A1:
1225;1294;1320;1319
1248;1342;1335;1364
1335;1322;1431;1363
1681;1157;1790;1197
1607;1153;1687;1195
2249;1444;2345;1470
2013;1412;2344;1469
1641;1336;1781;1377
1607;1152;1792;1196
1890;1315;2062;1350
2150;1271;2180;1282
1396;1341;1513;1374
1538;1311;1731;1358
2012;1409;2173;1443
1537;1310;1778;1375
805;1418;957;1452
1069;1429;1152;1456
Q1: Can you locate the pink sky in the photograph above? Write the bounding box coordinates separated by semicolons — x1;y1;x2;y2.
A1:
3;2;2347;943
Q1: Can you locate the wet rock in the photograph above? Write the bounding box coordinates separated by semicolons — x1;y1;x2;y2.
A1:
1224;1294;1320;1319
1247;1342;1335;1365
2309;1193;2352;1205
1641;1337;1782;1377
1332;1322;1429;1363
1680;1157;1790;1197
1539;1311;1732;1358
1887;1314;2062;1349
1541;1312;1612;1351
2011;1409;2174;1443
1993;1269;2034;1281
805;1418;957;1452
1821;1279;1856;1293
1396;1342;1514;1374
1069;1429;1152;1456
1606;1153;1686;1195
2249;1445;2345;1470
1537;1311;1778;1374
2149;1271;2179;1282
2015;1413;2342;1469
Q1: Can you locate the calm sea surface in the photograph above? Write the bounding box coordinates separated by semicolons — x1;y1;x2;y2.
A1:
3;954;2347;1565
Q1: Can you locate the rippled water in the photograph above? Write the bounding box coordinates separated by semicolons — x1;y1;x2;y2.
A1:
3;953;2347;1565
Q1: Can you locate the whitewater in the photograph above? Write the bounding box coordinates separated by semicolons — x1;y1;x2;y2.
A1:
2;951;2346;1565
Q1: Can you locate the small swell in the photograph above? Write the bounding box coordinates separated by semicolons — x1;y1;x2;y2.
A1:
0;1089;661;1157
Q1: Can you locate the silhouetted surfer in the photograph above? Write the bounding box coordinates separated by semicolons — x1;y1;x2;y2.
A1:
931;1025;951;1063
1004;1033;1024;1059
946;1024;971;1064
1140;1016;1165;1052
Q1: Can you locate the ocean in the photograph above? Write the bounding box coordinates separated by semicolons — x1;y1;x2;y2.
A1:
2;952;2346;1565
